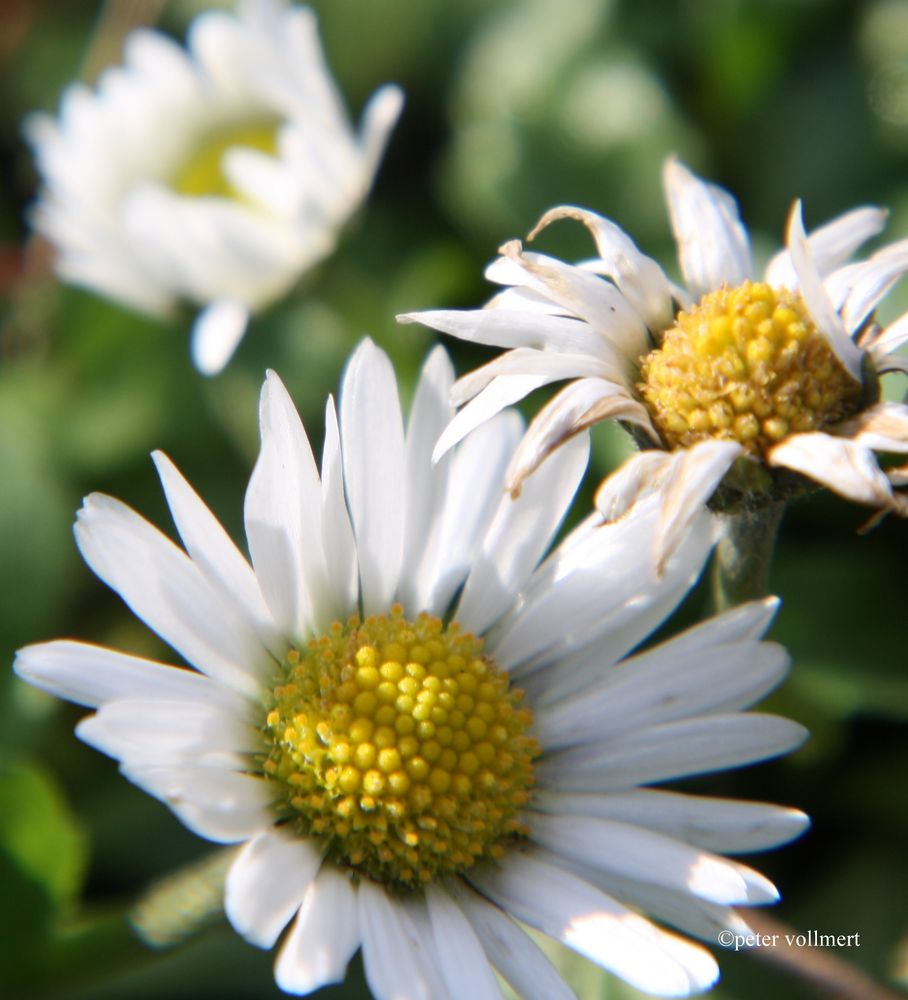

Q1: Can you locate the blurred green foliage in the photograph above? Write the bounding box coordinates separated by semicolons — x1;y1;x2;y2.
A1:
1;0;907;998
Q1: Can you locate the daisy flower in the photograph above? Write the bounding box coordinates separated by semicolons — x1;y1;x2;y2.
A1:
400;158;908;523
26;0;402;375
15;341;808;999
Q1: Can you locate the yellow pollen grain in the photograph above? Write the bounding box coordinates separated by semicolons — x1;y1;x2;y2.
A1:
259;607;537;891
639;281;862;457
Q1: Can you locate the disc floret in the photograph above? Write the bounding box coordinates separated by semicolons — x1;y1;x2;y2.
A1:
640;281;863;456
260;606;538;890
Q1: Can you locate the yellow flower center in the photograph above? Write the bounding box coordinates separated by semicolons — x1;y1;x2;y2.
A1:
171;121;280;200
260;606;538;890
639;281;862;456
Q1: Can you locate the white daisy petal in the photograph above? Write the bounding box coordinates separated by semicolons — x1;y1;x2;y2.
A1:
396;897;454;999
880;357;908;378
399;307;608;358
653;596;779;650
768;431;897;507
75;493;263;696
358;83;406;179
152;450;279;652
492;496;714;676
765;205;888;288
592;450;678;523
495;242;651;362
505;378;654;495
451;347;623;408
836;239;908;334
456;433;588;635
358;879;441;1000
533;639;788;749
539;713;808;791
433;373;551;462
652;440;742;571
532;789;809;855
398;347;455;616
417;412;522;616
591;440;738;577
245;370;324;636
834;401;908;453
565;859;754;947
222;148;306;217
663;157;753;299
340;339;406;615
530;814;778;905
869;309;908;360
426;886;501;1000
13;640;226;710
274;865;360;995
450;883;576;1000
225;829;323;949
786;201;865;381
527;204;675;331
822;260;864;314
470;851;719;997
123;765;273;843
318;396;359;619
76;698;257;766
190;299;250;376
485;283;572;316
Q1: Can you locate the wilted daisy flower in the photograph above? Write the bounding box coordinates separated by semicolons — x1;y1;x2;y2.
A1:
16;341;808;999
26;0;402;375
401;158;908;521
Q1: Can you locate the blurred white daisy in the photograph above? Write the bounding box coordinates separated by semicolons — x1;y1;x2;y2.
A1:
16;340;808;999
26;0;402;375
401;158;908;522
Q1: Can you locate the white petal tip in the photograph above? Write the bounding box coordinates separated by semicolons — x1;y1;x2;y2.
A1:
369;83;405;123
191;301;251;377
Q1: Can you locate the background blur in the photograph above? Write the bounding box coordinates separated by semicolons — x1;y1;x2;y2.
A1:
1;1;907;998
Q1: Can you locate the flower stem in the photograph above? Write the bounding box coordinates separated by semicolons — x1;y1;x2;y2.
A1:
711;502;785;611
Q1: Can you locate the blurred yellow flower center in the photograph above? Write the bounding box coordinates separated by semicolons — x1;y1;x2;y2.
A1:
171;122;280;200
261;606;538;890
639;281;862;456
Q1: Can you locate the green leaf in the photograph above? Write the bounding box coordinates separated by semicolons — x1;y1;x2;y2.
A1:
0;762;88;984
0;761;87;910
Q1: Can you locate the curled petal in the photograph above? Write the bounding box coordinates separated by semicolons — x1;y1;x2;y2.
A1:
833;401;908;454
528;205;675;331
768;431;902;510
506;379;655;497
594;441;740;572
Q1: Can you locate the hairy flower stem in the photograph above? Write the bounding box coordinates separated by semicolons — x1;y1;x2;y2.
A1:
711;502;785;612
